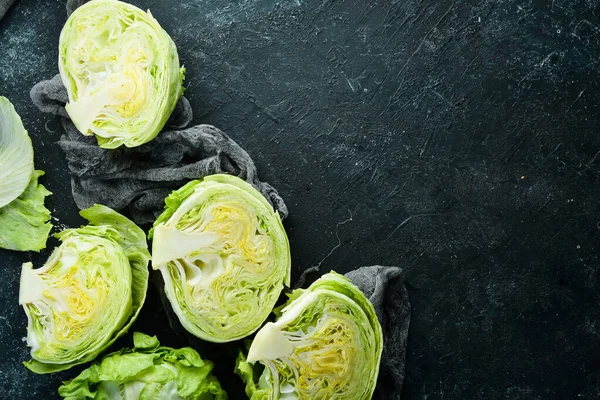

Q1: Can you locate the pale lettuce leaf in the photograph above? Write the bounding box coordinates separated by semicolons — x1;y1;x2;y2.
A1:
0;170;52;252
0;96;34;207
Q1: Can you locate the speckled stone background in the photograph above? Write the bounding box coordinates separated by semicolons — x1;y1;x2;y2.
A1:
1;0;600;399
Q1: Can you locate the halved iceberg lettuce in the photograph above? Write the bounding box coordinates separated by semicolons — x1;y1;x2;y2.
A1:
150;174;291;343
58;0;185;148
19;205;150;373
235;272;383;400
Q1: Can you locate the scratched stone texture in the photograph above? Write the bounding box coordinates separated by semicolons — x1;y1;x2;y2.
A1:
1;0;600;399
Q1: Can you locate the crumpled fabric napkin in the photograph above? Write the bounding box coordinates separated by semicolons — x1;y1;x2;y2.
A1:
0;0;16;20
345;266;411;400
30;75;288;225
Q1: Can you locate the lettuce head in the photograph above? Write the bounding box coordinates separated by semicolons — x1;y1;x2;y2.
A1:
19;205;150;373
235;272;383;400
150;174;291;343
58;0;185;148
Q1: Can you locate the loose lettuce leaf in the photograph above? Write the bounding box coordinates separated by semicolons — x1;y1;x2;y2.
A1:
235;272;383;400
150;174;291;343
19;205;150;373
235;350;269;400
58;0;185;148
0;96;34;207
58;332;227;400
0;170;52;251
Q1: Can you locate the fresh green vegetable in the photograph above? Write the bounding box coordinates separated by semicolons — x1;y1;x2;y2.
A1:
150;174;291;343
0;96;52;251
0;170;52;251
58;0;185;149
58;332;227;400
0;96;34;207
235;271;383;400
19;204;150;374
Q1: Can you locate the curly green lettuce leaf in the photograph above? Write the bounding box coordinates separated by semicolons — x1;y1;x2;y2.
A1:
19;204;150;373
0;96;34;207
58;332;227;400
150;174;291;343
235;272;383;400
58;0;185;148
0;170;52;251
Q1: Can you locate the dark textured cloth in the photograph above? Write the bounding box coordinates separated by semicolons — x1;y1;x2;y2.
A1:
30;75;288;225
0;0;16;20
345;266;410;400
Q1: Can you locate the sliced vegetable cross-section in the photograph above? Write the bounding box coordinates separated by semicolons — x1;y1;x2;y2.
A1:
19;204;150;373
235;271;383;400
58;0;185;148
150;174;291;343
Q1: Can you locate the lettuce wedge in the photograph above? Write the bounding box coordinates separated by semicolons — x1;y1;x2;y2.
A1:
150;174;291;343
58;0;185;148
19;205;150;373
235;272;383;400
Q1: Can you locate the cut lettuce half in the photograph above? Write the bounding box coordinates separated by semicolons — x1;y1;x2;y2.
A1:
19;204;150;373
235;272;383;400
58;332;227;400
0;170;52;251
150;174;291;343
0;96;34;207
58;0;185;148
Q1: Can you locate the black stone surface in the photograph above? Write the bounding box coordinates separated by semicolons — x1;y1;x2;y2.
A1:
1;0;599;399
